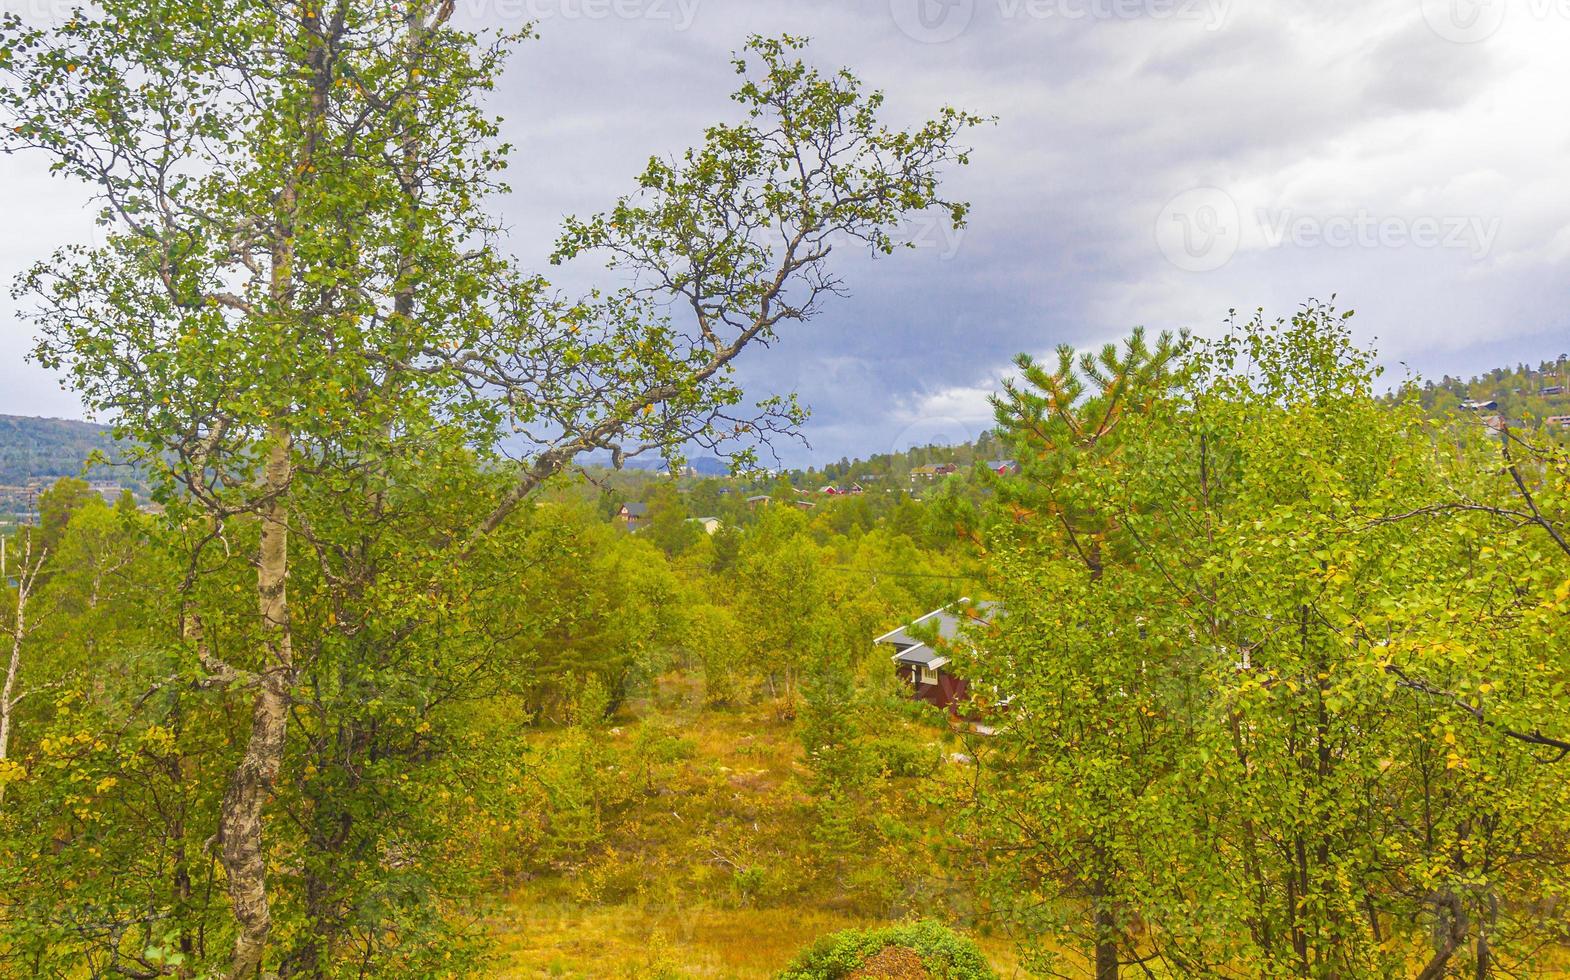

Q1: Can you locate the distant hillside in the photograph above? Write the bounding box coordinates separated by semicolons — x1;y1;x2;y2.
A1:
795;355;1570;486
792;428;1008;488
1410;357;1570;423
0;414;119;486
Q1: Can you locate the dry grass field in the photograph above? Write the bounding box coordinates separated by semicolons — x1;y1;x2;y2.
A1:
487;902;1032;978
472;676;1042;977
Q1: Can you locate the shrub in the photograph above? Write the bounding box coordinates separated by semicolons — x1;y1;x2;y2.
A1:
635;725;698;764
778;921;997;979
868;736;940;778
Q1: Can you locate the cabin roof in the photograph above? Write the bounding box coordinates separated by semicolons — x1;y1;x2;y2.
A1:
874;600;999;650
874;600;1001;676
888;642;951;671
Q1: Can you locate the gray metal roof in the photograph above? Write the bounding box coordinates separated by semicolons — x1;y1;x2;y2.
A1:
874;601;998;648
874;601;1000;670
889;643;950;670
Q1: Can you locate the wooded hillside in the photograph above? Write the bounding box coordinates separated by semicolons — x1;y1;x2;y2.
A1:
0;414;113;485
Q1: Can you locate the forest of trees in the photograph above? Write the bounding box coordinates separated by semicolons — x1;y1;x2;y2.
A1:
0;2;987;975
1;4;1568;980
967;307;1570;978
0;466;983;976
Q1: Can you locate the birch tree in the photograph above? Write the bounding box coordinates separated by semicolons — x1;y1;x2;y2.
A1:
0;530;47;807
1;5;981;972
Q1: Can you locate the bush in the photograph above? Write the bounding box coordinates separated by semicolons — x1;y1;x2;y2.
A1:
635;724;697;764
777;921;997;979
868;736;940;778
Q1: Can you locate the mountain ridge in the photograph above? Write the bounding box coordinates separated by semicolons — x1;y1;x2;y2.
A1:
0;413;117;486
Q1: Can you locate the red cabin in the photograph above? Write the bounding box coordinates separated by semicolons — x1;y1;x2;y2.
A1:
874;600;997;710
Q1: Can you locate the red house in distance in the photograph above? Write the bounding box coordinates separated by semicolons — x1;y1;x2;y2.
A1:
874;600;998;710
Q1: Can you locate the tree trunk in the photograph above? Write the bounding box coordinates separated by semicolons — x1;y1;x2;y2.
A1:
1475;887;1496;980
221;428;294;979
1095;925;1120;980
0;532;41;807
219;0;328;968
0;607;22;806
1417;889;1466;980
1090;872;1120;980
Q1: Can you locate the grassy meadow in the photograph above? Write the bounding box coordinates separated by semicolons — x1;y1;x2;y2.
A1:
471;675;1041;978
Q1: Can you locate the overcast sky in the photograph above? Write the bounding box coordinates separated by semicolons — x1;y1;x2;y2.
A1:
2;0;1567;465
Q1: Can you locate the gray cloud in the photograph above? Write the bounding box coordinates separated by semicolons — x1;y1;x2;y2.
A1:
2;0;1567;463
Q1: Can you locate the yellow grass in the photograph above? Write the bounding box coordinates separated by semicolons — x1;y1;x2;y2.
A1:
474;675;1044;977
486;901;1033;979
476;677;1570;978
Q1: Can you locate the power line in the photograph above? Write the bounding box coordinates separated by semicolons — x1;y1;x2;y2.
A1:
823;565;977;581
